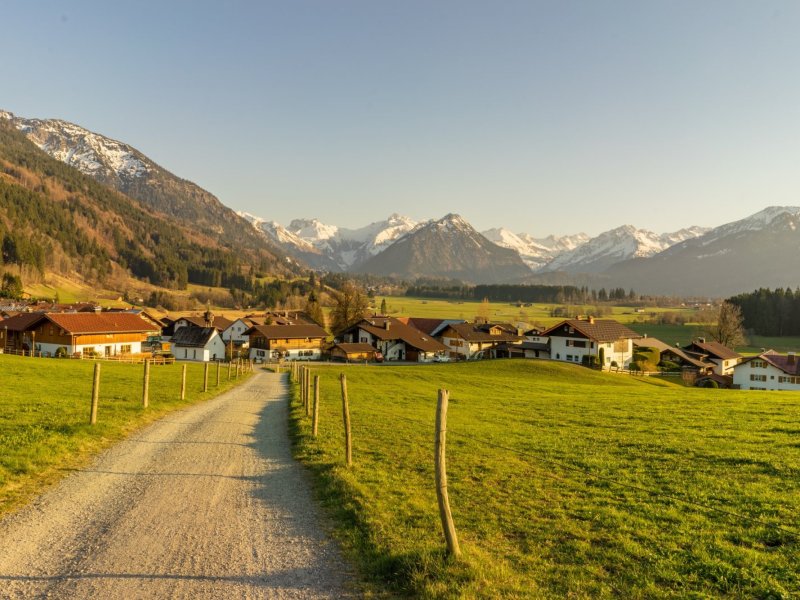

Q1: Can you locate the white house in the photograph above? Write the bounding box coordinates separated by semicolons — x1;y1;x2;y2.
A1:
733;351;800;390
542;317;640;368
171;326;227;362
339;316;448;362
682;338;742;376
221;318;253;350
437;322;523;360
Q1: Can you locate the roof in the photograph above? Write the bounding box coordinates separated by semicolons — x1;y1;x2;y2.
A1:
348;317;448;352
1;312;159;334
46;312;161;334
441;322;523;343
738;351;800;376
0;312;48;332
685;339;741;360
633;337;713;369
542;319;641;342
171;326;219;348
245;323;328;339
331;343;379;354
175;315;234;332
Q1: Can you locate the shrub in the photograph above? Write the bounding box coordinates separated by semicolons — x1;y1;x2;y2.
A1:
54;347;68;358
659;360;681;372
633;347;661;370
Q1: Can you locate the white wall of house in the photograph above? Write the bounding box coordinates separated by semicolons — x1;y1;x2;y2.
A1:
222;319;251;347
712;357;740;376
249;346;322;361
550;337;633;368
175;336;226;362
37;341;144;358
733;360;800;390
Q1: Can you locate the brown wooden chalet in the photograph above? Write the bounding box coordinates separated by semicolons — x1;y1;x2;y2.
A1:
338;316;448;362
682;338;742;375
633;337;715;374
438;322;523;360
244;323;328;361
330;343;381;362
1;312;160;357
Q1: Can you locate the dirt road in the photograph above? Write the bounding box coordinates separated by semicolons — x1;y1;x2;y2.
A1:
0;371;352;599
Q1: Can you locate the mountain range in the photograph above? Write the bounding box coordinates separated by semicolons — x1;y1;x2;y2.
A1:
3;108;800;297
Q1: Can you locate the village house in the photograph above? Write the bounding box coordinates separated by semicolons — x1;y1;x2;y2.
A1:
543;317;640;368
682;338;741;376
633;337;715;374
171;313;234;337
171;326;226;362
330;342;382;363
732;350;800;390
437;322;523;360
245;323;328;361
0;312;159;357
338;316;448;362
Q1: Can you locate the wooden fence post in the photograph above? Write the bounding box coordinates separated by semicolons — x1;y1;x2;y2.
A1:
180;363;187;400
228;360;232;381
340;373;352;466
203;362;209;392
305;368;311;417
312;375;320;436
435;388;461;557
142;359;151;408
90;363;100;425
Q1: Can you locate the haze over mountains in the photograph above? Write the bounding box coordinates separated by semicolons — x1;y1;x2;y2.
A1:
4;108;800;297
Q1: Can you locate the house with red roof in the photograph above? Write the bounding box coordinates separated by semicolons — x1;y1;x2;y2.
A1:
733;350;800;390
338;316;448;362
0;312;160;357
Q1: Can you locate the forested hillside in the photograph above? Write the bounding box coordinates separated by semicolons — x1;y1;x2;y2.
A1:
0;120;294;293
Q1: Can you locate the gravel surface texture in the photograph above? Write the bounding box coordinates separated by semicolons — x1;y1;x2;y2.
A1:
0;371;353;599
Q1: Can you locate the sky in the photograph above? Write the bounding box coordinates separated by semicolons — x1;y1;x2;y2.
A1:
2;1;800;237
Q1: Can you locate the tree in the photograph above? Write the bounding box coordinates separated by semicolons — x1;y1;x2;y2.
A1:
704;301;746;348
329;281;370;334
305;290;325;328
380;298;388;315
476;297;490;323
0;272;22;299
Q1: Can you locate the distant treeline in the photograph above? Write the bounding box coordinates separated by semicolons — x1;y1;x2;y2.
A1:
728;288;800;336
405;283;636;304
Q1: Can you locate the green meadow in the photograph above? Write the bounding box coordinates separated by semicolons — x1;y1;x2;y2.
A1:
290;360;800;598
0;354;249;516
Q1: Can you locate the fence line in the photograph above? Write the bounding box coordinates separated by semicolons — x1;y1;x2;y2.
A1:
291;373;800;549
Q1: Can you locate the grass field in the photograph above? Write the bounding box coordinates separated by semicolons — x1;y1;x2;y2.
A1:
0;354;250;517
290;360;799;598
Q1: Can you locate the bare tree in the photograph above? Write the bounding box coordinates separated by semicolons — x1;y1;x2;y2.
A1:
476;297;490;323
329;281;370;334
704;301;746;348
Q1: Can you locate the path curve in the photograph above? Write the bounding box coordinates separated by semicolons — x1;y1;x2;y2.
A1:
0;371;352;599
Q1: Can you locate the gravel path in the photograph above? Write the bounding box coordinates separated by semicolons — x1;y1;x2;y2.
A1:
0;371;352;599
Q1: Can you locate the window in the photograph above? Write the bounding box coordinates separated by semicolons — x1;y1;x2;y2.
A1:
567;340;586;348
750;374;767;382
751;360;767;368
120;344;132;354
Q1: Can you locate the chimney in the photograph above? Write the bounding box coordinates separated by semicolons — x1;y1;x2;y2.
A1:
788;352;796;365
698;337;705;344
384;320;390;331
587;316;595;325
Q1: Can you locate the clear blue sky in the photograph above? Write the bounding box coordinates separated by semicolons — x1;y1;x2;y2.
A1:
3;1;800;236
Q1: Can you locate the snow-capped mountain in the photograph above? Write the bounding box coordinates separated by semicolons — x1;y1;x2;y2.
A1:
540;225;708;273
353;214;532;283
2;109;291;272
1;110;148;182
602;206;800;296
241;213;419;271
482;228;590;269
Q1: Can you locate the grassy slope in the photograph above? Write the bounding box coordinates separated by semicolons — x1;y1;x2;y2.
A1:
291;360;799;598
0;355;250;516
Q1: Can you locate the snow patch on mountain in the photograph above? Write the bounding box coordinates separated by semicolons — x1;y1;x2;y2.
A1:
482;228;589;269
3;110;149;181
